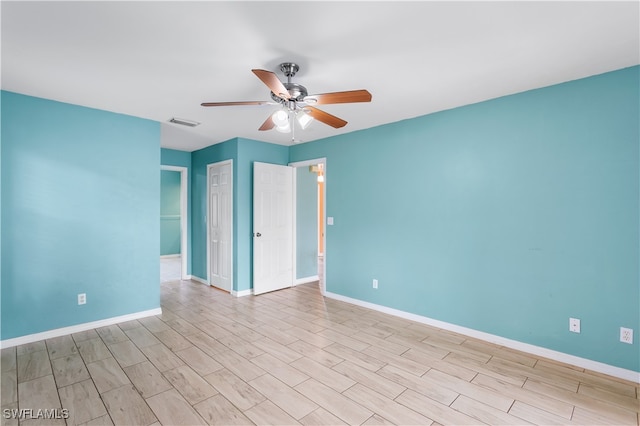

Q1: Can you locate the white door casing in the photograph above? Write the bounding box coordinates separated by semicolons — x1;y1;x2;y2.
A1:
253;162;293;295
208;161;233;292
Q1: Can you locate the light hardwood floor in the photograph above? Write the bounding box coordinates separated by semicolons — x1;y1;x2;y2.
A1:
1;277;638;425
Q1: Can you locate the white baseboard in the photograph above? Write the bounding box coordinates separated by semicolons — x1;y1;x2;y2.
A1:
188;275;249;298
232;289;252;298
0;308;162;349
324;292;640;383
160;254;181;259
190;275;208;285
295;275;319;286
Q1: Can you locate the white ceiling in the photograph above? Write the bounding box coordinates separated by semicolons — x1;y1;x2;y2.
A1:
2;1;638;152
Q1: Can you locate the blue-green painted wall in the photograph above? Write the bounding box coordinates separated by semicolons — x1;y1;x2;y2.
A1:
160;170;181;256
290;66;640;372
161;148;191;168
1;91;161;339
296;166;318;279
3;67;636;373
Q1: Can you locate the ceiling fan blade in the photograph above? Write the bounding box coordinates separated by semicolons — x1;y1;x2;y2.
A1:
305;106;347;128
252;69;291;100
258;115;275;131
304;89;372;105
201;101;270;107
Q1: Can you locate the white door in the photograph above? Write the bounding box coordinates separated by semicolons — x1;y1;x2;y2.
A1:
208;161;232;291
253;162;293;295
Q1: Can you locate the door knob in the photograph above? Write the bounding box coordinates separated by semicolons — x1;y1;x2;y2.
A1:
255;232;262;237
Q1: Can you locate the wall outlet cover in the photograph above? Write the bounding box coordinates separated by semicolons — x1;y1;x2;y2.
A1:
569;317;580;333
620;327;633;344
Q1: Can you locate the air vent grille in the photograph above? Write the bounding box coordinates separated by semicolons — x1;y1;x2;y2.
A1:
169;117;200;127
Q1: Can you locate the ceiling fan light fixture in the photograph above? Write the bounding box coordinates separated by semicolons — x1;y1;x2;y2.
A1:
275;121;291;133
272;109;289;127
272;109;291;133
296;110;314;129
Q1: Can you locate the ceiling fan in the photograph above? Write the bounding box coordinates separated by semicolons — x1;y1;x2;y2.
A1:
201;62;372;137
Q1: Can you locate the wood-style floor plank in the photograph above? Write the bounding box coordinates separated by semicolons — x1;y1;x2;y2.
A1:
343;383;433;425
58;379;108;426
248;373;318;420
123;361;173;398
102;383;157;425
145;388;207;426
193;394;254;425
1;270;637;426
295;379;373;425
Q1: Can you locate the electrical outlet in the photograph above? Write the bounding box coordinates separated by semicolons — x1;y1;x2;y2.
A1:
372;279;378;289
620;327;633;344
78;293;86;305
569;317;580;333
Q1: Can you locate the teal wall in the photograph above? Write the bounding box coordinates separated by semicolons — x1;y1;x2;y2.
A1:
1;91;161;340
161;148;191;167
190;138;288;292
3;66;637;373
160;170;181;256
290;66;640;372
296;166;318;279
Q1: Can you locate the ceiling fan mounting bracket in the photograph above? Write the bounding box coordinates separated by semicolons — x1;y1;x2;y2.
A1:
279;62;299;78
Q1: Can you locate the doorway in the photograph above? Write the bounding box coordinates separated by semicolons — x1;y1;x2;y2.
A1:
160;166;188;282
290;158;326;294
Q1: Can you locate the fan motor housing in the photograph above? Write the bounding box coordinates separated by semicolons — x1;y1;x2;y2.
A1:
271;83;308;103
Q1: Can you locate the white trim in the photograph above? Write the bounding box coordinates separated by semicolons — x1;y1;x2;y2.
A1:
324;292;640;383
295;275;319;286
0;308;162;349
291;165;297;293
232;289;252;298
161;165;188;280
206;160;234;292
190;275;208;285
160;254;180;259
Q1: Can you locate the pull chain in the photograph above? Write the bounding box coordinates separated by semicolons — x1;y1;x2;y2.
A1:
291;115;296;143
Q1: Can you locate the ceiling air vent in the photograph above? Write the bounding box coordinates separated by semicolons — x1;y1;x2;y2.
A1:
169;117;200;127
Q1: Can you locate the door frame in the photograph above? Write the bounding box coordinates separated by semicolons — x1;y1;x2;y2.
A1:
206;160;234;292
289;158;327;295
160;165;188;281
